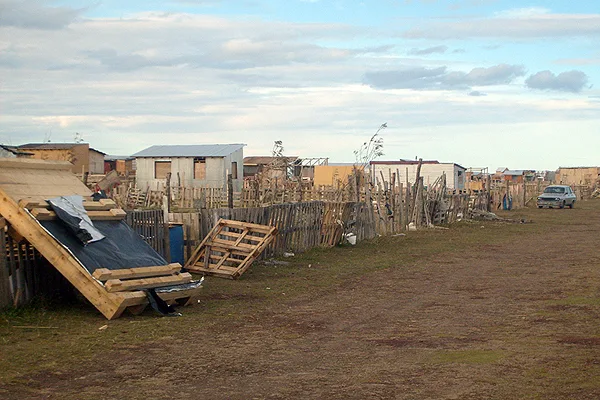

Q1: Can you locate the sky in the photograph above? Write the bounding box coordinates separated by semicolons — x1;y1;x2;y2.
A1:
1;0;599;171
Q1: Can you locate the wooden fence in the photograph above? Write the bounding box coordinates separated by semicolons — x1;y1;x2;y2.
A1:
1;218;75;309
125;209;169;261
169;201;377;262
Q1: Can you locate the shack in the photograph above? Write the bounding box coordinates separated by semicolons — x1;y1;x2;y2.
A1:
370;160;466;190
132;144;244;191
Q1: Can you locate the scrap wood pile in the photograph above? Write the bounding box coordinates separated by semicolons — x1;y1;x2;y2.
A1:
185;219;277;279
0;158;203;319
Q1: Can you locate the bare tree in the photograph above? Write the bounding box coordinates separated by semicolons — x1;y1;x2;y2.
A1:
354;123;387;169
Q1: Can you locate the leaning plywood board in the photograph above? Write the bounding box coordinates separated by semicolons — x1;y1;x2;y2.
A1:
0;158;202;318
0;158;92;202
185;219;277;279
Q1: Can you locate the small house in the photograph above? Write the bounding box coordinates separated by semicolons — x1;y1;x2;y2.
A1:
132;144;244;191
501;170;536;184
243;156;298;179
16;143;105;174
104;155;135;176
370;160;466;190
313;163;363;188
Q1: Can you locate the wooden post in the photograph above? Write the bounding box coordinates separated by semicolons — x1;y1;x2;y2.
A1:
486;174;492;211
227;173;234;209
166;173;172;213
410;159;423;223
0;219;12;309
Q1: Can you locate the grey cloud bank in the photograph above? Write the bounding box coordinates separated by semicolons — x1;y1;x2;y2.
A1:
525;70;590;93
363;64;525;90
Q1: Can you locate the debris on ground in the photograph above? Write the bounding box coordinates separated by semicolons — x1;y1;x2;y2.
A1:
263;259;291;266
468;209;533;224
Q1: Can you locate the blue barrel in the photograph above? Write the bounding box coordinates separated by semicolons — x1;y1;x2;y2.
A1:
169;224;185;265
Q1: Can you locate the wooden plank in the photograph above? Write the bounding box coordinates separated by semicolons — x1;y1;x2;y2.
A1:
18;199;117;211
218;219;273;233
211;237;255;250
30;209;127;221
105;272;192;293
92;263;182;281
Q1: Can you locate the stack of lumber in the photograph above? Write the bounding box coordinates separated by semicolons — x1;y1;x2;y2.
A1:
93;264;193;297
185;219;277;279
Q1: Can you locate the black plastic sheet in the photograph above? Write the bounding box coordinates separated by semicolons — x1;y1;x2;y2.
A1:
40;219;167;274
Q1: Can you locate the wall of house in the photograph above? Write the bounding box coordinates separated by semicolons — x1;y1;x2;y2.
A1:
371;163;465;190
21;144;89;174
223;147;244;191
557;167;600;186
314;165;359;187
89;151;105;174
135;151;244;191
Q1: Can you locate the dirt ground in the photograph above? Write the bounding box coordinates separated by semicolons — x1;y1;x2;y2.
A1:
2;200;600;399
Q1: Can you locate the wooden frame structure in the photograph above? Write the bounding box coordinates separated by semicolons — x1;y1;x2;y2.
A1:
185;219;277;279
0;158;202;319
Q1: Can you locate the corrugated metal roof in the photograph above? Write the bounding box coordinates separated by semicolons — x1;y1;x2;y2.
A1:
132;144;245;158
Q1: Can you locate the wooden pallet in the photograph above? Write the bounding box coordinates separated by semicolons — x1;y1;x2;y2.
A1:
0;158;203;319
185;219;277;279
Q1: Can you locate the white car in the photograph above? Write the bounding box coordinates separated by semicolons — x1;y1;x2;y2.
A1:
537;185;576;209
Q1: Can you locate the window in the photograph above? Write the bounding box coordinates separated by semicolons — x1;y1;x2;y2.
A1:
194;158;206;180
154;161;171;179
231;161;238;179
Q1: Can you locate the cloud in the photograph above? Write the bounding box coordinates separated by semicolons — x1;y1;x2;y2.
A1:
1;8;598;169
407;45;448;55
525;70;590;93
402;12;600;39
0;0;84;29
468;90;487;96
363;63;525;90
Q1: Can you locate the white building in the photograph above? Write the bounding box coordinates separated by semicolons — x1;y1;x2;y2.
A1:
132;144;244;191
370;160;467;190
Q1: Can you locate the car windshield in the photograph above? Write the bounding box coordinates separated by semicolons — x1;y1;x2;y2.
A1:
544;187;565;194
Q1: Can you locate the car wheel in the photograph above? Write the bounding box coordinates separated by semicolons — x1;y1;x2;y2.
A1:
538;206;543;209
569;201;574;209
559;201;565;209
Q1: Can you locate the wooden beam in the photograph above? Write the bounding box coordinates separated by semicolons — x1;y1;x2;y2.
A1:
92;263;182;281
18;198;118;211
30;208;126;221
104;272;193;293
218;219;274;233
7;225;25;243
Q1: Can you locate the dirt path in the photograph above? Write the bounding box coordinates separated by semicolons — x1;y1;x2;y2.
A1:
3;202;600;399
